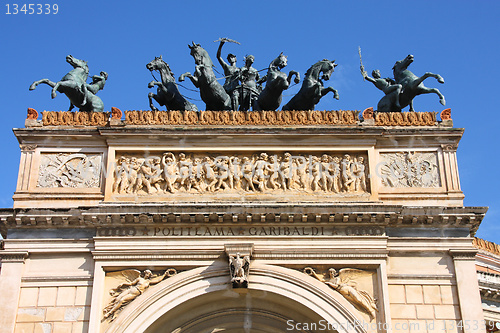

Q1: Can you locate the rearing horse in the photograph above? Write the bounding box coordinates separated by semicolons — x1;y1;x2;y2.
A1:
146;56;198;112
179;42;231;111
29;55;105;112
392;54;445;112
254;53;300;111
282;59;339;111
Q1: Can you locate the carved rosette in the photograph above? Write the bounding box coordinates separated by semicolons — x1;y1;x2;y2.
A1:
112;151;370;196
37;153;102;188
378;151;440;188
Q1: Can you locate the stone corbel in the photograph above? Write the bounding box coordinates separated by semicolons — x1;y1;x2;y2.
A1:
225;243;253;288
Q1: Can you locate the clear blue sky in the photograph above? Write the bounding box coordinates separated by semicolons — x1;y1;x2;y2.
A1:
0;1;498;242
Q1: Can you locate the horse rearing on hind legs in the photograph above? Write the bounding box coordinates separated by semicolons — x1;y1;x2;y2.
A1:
179;42;231;111
29;55;106;112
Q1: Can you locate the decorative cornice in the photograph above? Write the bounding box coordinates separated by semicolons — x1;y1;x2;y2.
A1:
0;251;29;263
0;205;486;235
374;111;437;126
41;111;110;126
24;109;454;128
474;238;500;257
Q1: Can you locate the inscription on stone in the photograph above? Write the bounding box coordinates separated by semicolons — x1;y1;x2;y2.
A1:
97;225;384;237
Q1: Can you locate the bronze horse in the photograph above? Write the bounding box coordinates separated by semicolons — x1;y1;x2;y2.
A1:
254;53;300;111
282;59;339;111
29;55;105;112
179;42;231;111
146;56;198;112
391;54;445;112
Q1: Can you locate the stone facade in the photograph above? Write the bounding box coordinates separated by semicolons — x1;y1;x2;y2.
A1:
0;109;489;333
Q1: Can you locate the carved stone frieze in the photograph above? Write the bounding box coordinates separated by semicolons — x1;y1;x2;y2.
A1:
303;267;378;320
112;152;370;195
379;151;440;188
42;111;110;126
37;153;102;188
374;111;436;126
103;268;177;321
124;110;359;126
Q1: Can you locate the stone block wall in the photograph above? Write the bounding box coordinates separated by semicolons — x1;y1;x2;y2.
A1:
15;286;91;333
389;284;461;333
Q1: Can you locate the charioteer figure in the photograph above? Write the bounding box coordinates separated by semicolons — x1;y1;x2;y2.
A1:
216;38;241;111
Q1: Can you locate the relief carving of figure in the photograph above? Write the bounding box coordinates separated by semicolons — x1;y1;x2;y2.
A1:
229;253;250;288
304;267;378;320
112;152;370;196
103;269;177;321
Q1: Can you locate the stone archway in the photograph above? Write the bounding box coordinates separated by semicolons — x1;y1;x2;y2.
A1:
105;264;369;333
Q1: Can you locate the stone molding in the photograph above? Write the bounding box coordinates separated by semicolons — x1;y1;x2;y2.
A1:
19;144;37;152
449;249;478;260
0;251;28;263
23;109;453;127
0;205;486;235
224;243;254;257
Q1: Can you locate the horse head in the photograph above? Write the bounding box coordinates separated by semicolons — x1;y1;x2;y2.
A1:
66;55;89;76
188;42;213;67
393;54;414;77
270;52;288;70
147;55;175;82
319;59;337;81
